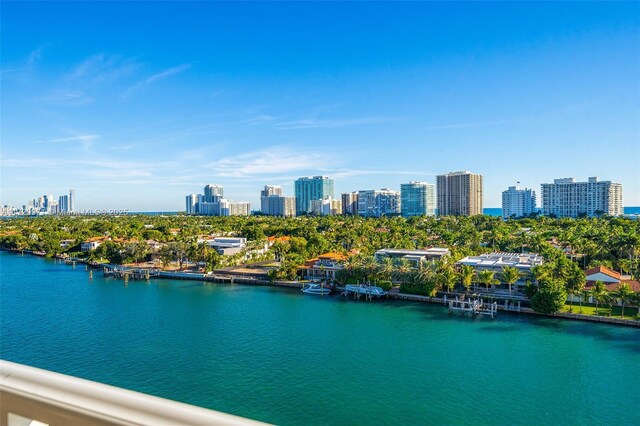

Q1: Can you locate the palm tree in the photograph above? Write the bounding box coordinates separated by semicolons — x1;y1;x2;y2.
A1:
611;283;634;319
590;281;609;316
416;261;435;289
438;267;458;294
376;257;395;281
500;266;521;296
580;288;590;313
530;265;549;288
394;258;412;284
565;267;586;312
460;265;475;293
477;270;499;291
632;292;640;317
361;256;379;283
343;256;361;273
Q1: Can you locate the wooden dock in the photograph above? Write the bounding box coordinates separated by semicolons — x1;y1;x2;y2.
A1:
103;267;160;281
447;297;498;318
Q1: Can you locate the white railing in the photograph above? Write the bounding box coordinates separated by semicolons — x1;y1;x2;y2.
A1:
0;360;268;426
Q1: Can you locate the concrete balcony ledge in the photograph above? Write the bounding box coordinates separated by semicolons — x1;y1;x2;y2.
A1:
0;360;268;426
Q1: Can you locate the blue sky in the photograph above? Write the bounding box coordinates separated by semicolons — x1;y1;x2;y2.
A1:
2;1;639;210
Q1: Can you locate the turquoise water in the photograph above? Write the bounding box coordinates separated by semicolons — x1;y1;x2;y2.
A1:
1;251;638;425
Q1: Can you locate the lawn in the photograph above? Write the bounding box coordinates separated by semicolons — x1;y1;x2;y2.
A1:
562;302;640;321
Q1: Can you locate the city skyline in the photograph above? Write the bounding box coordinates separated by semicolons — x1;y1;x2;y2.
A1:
2;2;639;210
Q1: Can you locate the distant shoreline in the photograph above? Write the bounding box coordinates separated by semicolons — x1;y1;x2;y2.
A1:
3;248;638;329
2;207;639;219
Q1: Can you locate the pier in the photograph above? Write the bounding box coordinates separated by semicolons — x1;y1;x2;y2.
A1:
447;296;498;318
341;284;387;301
103;266;159;281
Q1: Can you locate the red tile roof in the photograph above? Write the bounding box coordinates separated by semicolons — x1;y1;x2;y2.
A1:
301;252;349;268
84;236;108;243
584;265;621;281
267;236;291;243
585;280;640;292
318;252;348;261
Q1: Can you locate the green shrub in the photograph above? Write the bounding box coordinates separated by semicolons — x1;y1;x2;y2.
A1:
377;280;392;291
530;279;567;314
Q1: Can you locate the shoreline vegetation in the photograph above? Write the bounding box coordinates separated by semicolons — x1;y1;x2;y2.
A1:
1;214;639;327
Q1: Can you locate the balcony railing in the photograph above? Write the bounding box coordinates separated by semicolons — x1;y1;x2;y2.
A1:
0;360;268;426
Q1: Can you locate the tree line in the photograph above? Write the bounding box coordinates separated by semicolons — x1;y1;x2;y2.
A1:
1;214;639;316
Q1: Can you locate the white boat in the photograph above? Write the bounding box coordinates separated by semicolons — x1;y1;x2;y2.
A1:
302;283;332;295
344;284;387;297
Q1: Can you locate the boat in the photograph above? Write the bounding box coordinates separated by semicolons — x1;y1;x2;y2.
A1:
302;283;332;295
344;284;387;297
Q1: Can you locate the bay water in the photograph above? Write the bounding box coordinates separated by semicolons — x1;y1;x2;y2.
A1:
1;251;638;425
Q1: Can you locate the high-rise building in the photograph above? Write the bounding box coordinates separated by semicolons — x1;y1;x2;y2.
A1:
204;184;224;202
186;185;249;216
262;195;296;217
198;202;221;216
436;171;483;216
69;189;75;212
43;194;54;212
58;195;69;213
260;186;290;216
341;192;358;215
260;185;283;198
541;177;622;217
219;200;251;216
310;197;342;216
400;181;436;217
502;186;536;219
185;194;198;214
294;176;334;214
49;201;59;214
356;189;401;217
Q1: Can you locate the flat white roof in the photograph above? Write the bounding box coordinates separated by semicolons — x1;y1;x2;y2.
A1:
456;252;543;268
375;248;450;256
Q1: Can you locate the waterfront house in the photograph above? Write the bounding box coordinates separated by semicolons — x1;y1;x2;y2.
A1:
580;266;640;304
59;239;75;250
456;252;544;292
299;252;349;281
146;239;163;252
584;265;624;283
81;236;109;252
374;247;450;266
206;237;247;256
266;236;291;246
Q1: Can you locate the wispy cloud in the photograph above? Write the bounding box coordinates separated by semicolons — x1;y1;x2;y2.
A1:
26;46;44;68
273;116;399;130
205;146;329;178
424;119;511;130
0;68;23;74
122;63;191;98
41;89;94;107
146;64;191;84
2;46;45;75
1;158;63;168
327;169;433;180
37;134;100;149
67;53;140;85
1;157;178;180
107;143;136;151
37;54;139;107
0;156;192;189
247;114;276;125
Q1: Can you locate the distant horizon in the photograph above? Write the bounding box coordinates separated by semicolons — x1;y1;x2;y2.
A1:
5;207;640;217
3;180;637;213
2;2;638;210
